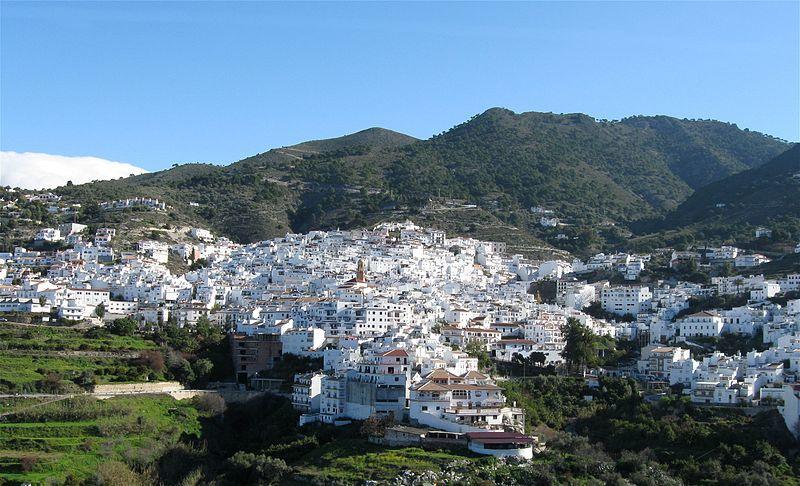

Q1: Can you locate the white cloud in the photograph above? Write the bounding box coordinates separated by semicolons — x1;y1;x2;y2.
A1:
0;151;148;190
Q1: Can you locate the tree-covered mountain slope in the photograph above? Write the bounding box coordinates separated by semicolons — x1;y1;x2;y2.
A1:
241;108;787;231
648;144;800;241
379;108;786;219
668;144;799;225
46;108;789;254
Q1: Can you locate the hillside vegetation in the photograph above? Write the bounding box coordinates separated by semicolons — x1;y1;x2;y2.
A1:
45;108;789;254
658;144;799;238
0;395;204;484
0;323;160;394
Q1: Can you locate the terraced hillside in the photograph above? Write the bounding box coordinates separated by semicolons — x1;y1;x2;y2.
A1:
0;323;163;394
0;395;203;483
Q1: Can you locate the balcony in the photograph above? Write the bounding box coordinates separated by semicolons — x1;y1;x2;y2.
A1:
451;398;505;407
444;406;504;416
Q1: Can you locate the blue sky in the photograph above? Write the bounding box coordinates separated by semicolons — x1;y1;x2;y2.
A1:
1;1;798;172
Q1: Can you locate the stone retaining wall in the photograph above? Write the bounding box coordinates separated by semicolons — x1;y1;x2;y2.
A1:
93;381;183;395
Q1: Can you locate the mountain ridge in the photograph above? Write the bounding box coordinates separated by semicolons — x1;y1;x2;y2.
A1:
283;127;418;154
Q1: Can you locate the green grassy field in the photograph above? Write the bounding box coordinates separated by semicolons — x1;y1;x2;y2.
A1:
0;395;203;484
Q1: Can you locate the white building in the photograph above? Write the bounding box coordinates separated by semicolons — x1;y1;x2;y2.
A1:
0;298;49;314
292;372;324;413
34;228;62;243
94;228;116;247
781;384;800;438
409;369;524;433
66;288;111;307
58;223;87;236
600;286;652;317
137;240;169;264
539;216;560;228
190;228;214;242
466;431;538;459
735;254;770;268
281;328;326;357
679;311;724;338
755;227;773;238
637;345;691;380
750;282;780;302
780;274;800;292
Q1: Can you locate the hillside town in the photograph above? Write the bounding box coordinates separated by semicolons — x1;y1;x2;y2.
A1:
2;1;798;482
2;218;800;458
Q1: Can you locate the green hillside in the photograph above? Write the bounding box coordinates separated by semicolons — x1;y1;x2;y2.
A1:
388;108;785;215
45;108;788;255
635;144;800;245
666;144;799;226
286;127;418;154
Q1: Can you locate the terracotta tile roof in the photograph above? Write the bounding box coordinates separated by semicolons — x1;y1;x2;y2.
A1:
424;369;461;379
461;370;489;380
415;381;450;392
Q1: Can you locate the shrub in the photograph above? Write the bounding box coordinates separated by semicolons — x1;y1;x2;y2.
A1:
191;358;214;387
226;451;291;485
166;350;195;385
135;350;166;374
121;437;163;470
73;370;97;389
19;455;38;472
263;435;319;461
88;460;144;486
155;443;208;486
179;467;205;486
360;414;392;437
96;414;158;437
192;393;226;415
107;317;138;336
34;373;84;394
